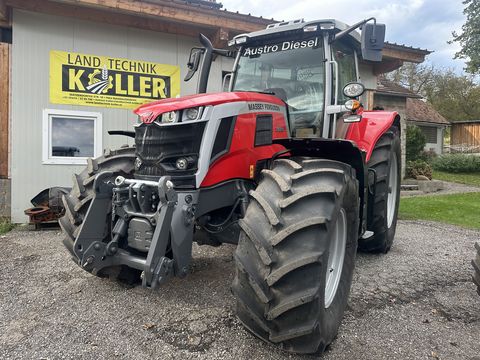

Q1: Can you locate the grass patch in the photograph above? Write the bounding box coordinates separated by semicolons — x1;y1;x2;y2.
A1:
0;220;14;235
399;192;480;229
433;171;480;187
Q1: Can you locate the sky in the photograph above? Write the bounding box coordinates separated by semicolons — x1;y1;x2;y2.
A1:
221;0;468;73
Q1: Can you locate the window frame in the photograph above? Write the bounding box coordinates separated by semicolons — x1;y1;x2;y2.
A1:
42;109;102;165
331;40;358;104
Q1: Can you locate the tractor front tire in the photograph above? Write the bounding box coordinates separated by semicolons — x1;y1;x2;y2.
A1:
59;146;138;282
359;126;401;253
232;158;359;354
473;242;480;296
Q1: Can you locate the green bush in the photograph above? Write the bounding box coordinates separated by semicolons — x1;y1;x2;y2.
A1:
406;160;433;180
419;149;438;164
0;220;14;235
432;154;480;173
406;125;427;161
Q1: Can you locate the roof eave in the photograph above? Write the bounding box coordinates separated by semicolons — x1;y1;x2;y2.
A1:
407;119;450;126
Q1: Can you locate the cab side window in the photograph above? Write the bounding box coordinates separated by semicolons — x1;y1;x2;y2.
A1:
332;42;357;103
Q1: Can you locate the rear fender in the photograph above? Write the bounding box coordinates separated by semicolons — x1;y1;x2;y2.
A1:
273;138;367;235
345;110;400;162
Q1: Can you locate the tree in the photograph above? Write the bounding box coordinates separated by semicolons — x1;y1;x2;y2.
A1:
423;70;480;121
450;0;480;75
386;62;436;96
387;63;480;122
406;125;426;161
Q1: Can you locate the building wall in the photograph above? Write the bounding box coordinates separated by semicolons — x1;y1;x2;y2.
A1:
451;122;480;151
0;179;11;218
425;127;444;154
10;10;233;222
413;123;444;155
373;94;407;178
358;62;377;90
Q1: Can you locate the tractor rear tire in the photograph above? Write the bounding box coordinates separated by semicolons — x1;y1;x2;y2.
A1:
232;158;359;354
473;242;480;296
359;126;401;253
59;146;138;282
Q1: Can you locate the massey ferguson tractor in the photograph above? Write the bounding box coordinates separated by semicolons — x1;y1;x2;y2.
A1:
60;18;402;354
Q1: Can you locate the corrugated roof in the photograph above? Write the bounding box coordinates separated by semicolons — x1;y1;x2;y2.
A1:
384;42;432;56
406;98;450;125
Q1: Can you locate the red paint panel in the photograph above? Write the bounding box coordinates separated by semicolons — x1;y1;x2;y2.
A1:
134;91;285;123
345;109;399;162
200;112;288;187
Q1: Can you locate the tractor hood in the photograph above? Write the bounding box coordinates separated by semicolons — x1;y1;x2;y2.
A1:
134;92;285;123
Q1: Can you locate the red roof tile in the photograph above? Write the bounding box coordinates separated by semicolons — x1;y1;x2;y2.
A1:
406;98;449;125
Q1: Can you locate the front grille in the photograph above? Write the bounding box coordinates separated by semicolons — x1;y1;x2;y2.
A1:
134;122;206;186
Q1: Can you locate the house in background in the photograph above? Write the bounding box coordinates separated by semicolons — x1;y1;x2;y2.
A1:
373;77;420;177
373;77;449;166
406;98;449;155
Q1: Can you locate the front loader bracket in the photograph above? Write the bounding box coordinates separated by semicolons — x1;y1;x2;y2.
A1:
72;171;197;288
73;171;115;267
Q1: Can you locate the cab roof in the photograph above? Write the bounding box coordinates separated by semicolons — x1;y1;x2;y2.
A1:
232;19;361;44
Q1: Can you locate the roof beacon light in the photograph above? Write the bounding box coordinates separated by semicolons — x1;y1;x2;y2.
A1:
303;25;318;32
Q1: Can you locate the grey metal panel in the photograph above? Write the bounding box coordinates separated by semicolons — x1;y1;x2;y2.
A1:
10;10;232;222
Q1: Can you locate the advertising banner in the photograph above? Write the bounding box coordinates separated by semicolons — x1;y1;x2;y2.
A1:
50;50;180;109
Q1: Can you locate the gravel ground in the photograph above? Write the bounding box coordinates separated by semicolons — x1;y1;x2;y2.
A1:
0;221;479;360
437;180;480;195
401;180;480;198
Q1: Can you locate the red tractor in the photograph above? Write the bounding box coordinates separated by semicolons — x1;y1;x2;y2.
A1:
60;18;401;354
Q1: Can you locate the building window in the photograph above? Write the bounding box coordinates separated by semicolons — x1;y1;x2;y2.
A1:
418;125;437;144
42;109;102;165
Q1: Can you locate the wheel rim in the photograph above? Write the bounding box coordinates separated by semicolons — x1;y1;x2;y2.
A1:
325;208;347;308
387;152;398;228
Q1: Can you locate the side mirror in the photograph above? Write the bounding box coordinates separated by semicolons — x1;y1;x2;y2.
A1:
361;23;385;62
184;48;203;81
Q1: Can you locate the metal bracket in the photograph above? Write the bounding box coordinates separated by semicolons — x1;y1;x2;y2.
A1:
73;171;115;268
142;177;177;287
145;256;174;289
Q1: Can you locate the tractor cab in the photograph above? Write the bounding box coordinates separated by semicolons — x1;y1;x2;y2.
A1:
187;18;385;139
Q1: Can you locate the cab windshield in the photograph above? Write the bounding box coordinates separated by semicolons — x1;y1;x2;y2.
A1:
232;36;325;136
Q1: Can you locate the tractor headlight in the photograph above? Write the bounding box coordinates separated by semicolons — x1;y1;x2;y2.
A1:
175;157;188;170
161;111;178;123
182;107;202;121
343;82;365;99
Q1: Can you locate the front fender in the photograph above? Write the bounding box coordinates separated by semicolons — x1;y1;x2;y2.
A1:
345;110;400;162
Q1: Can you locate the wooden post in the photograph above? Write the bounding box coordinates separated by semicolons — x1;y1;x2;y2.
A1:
0;42;10;179
363;90;375;110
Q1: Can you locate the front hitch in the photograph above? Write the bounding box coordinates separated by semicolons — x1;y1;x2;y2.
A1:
71;172;197;288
